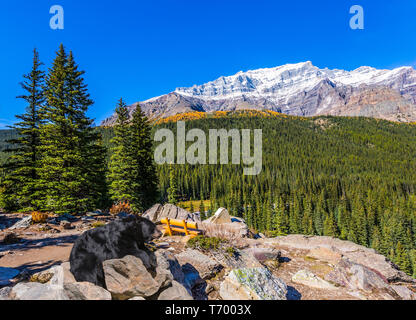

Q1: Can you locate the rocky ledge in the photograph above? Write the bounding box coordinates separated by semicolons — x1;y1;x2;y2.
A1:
0;207;415;300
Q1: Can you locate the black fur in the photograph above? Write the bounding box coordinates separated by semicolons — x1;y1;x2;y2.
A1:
69;216;161;288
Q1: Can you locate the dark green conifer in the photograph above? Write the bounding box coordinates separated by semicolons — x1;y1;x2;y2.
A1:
2;49;45;211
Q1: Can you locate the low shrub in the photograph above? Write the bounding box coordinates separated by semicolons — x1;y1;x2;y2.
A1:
31;211;48;224
187;235;224;251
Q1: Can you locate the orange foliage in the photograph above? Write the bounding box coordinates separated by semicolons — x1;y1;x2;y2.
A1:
154;109;306;125
31;211;48;224
109;201;133;216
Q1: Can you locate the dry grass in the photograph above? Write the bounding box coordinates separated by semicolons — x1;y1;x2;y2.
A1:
201;222;247;248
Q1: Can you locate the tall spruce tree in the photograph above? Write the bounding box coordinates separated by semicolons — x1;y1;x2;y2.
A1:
37;44;106;213
1;49;44;211
167;164;179;205
66;51;108;209
108;102;159;212
108;98;131;203
126;105;159;212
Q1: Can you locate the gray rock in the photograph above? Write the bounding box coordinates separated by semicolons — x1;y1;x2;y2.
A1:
103;255;170;300
220;268;287;300
31;263;76;286
60;262;77;285
64;282;112;300
209;208;232;224
9;216;32;230
142;204;163;223
175;249;223;288
260;235;415;283
390;285;416;300
0;286;12;300
157;281;193;300
0;267;20;286
143;204;201;223
325;258;389;292
292;269;337;290
243;247;281;263
10;282;69;300
202;220;250;239
155;250;187;288
129;296;146;300
60;221;72;230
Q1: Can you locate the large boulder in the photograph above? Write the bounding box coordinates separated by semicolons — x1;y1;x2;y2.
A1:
142;204;163;222
202;220;250;239
143;204;201;223
243;247;281;264
207;208;232;224
31;262;76;286
157;281;193;300
103;255;170;300
0;286;12;300
325;258;389;292
175;249;223;289
155;250;189;292
220;268;287;300
292;269;337;290
63;282;112;300
10;282;69;300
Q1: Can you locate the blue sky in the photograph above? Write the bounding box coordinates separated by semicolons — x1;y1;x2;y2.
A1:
1;0;416;127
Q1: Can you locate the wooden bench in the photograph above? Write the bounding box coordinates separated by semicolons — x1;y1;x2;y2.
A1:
160;218;203;237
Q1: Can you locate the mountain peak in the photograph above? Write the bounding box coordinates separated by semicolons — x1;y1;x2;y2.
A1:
102;62;416;126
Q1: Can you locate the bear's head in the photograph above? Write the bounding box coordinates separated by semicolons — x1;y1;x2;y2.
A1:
121;215;162;243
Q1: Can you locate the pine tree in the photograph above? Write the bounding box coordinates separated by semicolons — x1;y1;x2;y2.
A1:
1;49;44;211
199;197;206;220
37;44;106;213
108;98;131;203
65;51;108;210
125;104;159;212
323;213;338;237
189;197;195;213
167;164;179;205
395;242;412;275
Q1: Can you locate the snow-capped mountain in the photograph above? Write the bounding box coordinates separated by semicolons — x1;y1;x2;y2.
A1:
101;61;416;125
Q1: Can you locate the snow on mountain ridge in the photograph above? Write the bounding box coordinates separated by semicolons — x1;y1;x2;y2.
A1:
174;62;416;103
101;61;416;126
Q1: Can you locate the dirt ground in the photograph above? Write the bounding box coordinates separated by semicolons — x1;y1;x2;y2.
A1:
0;212;92;274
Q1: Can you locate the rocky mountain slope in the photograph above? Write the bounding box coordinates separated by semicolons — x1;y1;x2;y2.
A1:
101;61;416;125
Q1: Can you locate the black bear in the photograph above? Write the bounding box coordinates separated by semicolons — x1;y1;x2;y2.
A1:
69;215;162;288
